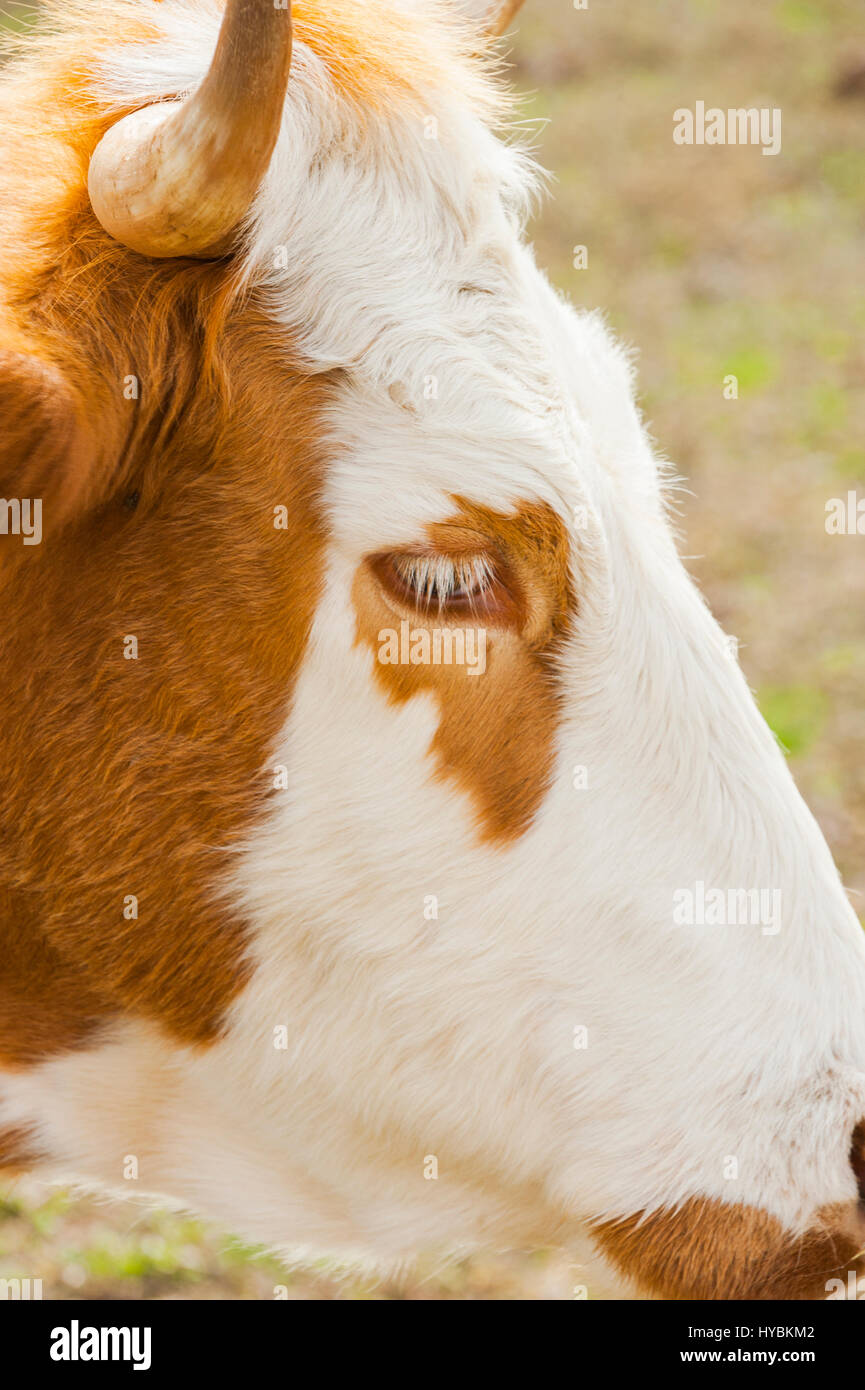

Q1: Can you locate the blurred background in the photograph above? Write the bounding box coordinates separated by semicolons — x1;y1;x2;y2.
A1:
1;0;863;1298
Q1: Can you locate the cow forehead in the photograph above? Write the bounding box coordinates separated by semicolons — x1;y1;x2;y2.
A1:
313;305;654;559
248;117;655;538
252;171;653;549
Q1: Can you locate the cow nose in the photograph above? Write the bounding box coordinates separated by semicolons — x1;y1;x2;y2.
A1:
851;1120;865;1204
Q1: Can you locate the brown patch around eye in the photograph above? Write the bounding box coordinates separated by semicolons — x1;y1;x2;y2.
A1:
352;498;575;844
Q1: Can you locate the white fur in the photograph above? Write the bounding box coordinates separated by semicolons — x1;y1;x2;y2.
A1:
8;0;865;1285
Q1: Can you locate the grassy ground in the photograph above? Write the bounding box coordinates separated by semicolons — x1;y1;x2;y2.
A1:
1;0;863;1299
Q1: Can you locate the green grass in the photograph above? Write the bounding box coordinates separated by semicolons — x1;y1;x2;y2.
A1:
759;684;829;756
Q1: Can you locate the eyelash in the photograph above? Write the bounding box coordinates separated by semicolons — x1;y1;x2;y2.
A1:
391;553;495;611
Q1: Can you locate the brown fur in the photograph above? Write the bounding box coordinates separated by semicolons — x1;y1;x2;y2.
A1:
0;1125;44;1174
594;1197;865;1300
850;1120;865;1202
0;14;339;1065
0;303;332;1063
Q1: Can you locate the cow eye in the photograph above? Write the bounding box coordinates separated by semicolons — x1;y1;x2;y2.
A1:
373;550;510;618
393;553;493;607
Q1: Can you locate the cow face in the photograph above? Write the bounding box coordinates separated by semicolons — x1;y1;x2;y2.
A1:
1;0;864;1299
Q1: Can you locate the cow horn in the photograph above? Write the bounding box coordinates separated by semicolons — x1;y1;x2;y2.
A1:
87;0;293;259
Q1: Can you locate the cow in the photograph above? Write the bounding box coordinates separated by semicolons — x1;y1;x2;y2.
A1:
0;0;863;1301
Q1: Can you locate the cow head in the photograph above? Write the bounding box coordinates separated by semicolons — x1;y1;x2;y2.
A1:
1;0;864;1299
